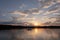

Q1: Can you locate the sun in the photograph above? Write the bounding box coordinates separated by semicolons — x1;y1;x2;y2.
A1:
33;22;40;26
28;20;44;26
32;21;43;26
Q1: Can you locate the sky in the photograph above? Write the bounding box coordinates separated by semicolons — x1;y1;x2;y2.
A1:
0;0;60;26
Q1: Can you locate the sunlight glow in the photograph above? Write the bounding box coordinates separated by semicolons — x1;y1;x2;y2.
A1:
33;22;40;26
31;21;44;26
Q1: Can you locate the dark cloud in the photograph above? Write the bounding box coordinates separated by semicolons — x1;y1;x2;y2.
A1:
22;8;39;14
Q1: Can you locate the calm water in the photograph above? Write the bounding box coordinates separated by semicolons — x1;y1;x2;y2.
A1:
0;28;60;40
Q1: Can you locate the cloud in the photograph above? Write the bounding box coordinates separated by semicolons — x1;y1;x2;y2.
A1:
34;0;60;26
47;3;60;12
37;0;56;9
1;0;60;26
8;10;29;23
37;0;60;10
57;0;60;2
0;13;13;22
11;10;28;17
28;8;39;12
15;5;60;26
23;8;39;14
28;8;40;15
19;4;27;9
23;8;43;15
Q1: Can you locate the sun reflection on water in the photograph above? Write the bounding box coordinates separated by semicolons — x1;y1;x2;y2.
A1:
32;28;44;35
15;28;59;40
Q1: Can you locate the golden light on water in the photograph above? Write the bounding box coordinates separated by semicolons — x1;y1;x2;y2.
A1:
30;28;45;38
32;28;44;36
34;28;38;33
16;28;59;40
27;28;44;36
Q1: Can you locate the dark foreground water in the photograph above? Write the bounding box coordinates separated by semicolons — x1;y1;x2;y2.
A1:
0;28;60;40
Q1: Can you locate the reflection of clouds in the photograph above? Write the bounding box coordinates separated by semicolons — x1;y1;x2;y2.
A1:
15;29;59;40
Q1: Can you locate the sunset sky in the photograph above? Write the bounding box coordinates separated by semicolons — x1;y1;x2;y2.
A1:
0;0;60;26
